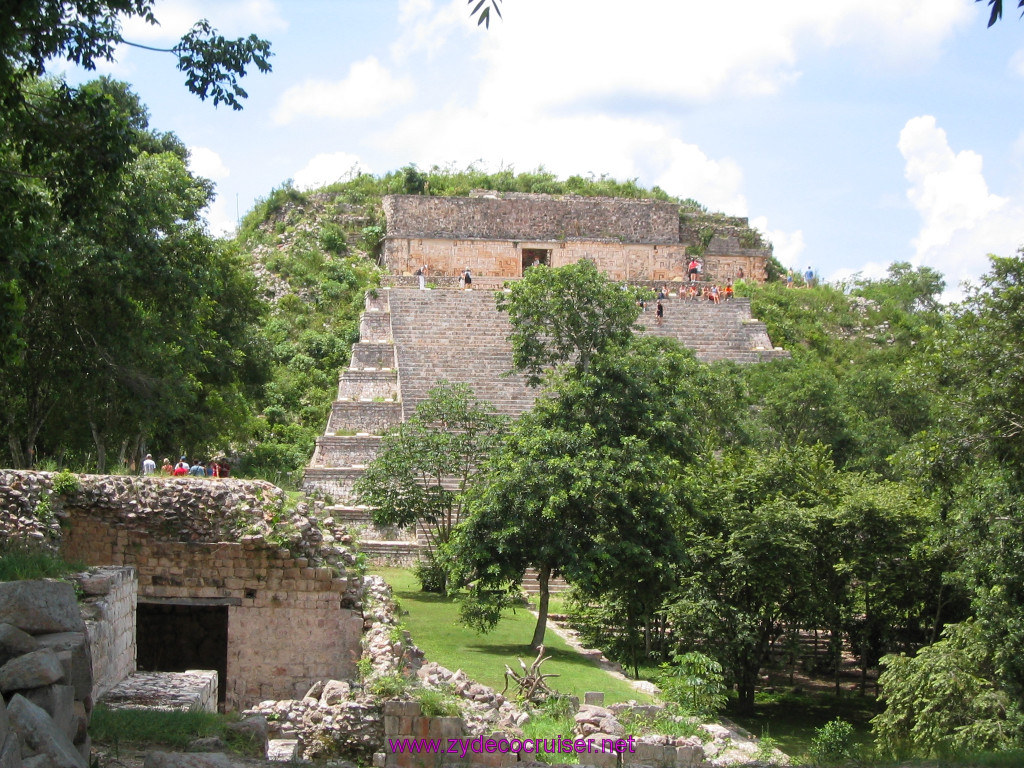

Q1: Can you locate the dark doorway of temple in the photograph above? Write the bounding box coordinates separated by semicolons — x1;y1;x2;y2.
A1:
136;602;228;704
522;248;550;273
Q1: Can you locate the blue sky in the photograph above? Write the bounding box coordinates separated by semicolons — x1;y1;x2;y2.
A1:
66;0;1024;297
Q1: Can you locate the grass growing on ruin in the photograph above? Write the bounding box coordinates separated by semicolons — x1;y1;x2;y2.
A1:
90;706;264;755
90;706;223;748
373;567;651;704
0;540;84;581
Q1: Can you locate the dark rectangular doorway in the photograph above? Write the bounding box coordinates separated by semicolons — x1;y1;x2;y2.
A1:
522;248;550;272
136;602;228;705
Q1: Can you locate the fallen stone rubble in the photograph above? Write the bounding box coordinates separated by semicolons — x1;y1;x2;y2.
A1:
0;580;94;768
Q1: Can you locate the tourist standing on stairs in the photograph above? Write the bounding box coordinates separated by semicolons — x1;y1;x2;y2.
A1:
656;299;664;325
463;268;472;290
417;264;428;290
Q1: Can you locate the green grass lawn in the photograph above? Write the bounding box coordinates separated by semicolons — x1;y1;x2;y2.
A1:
373;567;651;704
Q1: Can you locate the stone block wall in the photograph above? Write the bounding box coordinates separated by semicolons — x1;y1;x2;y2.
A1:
337;370;399;401
383;700;470;768
351;343;397;369
313;436;381;467
72;567;136;701
327;402;403;436
384;194;680;244
384;237;765;285
61;518;363;709
300;469;362;502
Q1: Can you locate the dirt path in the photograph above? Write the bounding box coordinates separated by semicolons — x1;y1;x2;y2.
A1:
537;612;661;699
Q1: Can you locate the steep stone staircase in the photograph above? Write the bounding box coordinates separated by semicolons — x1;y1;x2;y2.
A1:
303;285;788;570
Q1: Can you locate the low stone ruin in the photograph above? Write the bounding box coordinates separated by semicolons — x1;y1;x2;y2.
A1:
0;580;94;768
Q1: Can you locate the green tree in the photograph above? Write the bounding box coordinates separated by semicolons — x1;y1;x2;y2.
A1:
873;621;1014;758
0;1;272;110
979;0;1024;27
670;444;836;714
495;259;648;385
452;335;731;658
0;1;272;370
0;77;268;470
354;381;504;589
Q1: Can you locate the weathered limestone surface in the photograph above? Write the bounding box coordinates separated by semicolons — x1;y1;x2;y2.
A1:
0;582;93;766
0;649;65;693
0;627;38;670
7;693;86;768
0;583;85;636
101;671;218;713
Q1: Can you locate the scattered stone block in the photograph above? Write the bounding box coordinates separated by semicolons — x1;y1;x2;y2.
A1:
0;732;22;768
32;636;90;703
266;740;300;762
583;692;604;706
6;694;86;768
21;686;75;743
0;625;39;668
0;583;85;635
0;650;65;694
319;679;351;705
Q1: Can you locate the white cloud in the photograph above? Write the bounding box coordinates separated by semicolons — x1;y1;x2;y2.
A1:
898;115;1022;292
274;57;414;124
463;0;971;115
392;0;470;61
186;146;235;235
188;146;230;182
375;105;750;215
750;216;805;270
293;152;367;191
120;0;287;43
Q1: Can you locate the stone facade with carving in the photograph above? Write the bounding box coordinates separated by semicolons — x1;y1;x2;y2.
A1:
381;192;771;283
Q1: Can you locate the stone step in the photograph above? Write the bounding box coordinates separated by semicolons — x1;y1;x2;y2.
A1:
311;435;382;467
522;569;571;596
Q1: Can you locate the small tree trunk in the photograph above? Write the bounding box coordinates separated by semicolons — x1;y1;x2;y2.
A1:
531;564;551;650
89;420;106;474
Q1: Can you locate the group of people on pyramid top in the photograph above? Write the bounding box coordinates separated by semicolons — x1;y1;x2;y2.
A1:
142;454;230;478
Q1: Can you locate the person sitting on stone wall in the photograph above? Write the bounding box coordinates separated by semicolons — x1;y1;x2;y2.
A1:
724;280;734;301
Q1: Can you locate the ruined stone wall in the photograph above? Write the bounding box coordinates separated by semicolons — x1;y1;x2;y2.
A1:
73;566;137;701
61;515;363;709
383;194;680;243
0;471;365;711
